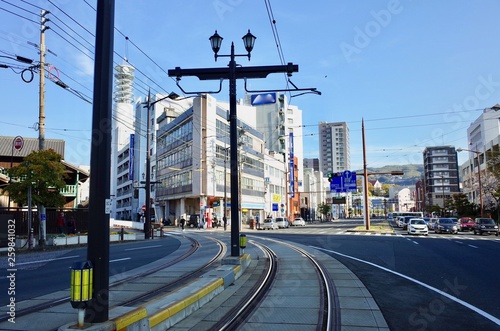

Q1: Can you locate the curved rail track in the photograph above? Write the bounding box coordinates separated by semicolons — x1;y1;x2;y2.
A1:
0;234;225;324
213;238;339;331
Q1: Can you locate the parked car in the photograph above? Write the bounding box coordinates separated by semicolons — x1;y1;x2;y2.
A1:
396;217;405;228
262;218;278;230
434;218;459;234
275;217;289;228
292;217;306;226
473;218;499;236
458;217;475;232
407;218;428;236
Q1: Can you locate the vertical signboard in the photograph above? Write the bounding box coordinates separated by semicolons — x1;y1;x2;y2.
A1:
128;134;134;180
289;132;294;198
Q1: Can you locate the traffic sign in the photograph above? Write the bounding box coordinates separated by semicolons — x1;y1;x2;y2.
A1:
13;136;24;150
329;171;357;193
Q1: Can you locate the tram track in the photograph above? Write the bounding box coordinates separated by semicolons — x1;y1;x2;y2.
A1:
210;238;339;331
0;234;226;324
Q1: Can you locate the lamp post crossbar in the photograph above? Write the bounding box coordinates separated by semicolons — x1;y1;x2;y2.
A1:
168;34;299;256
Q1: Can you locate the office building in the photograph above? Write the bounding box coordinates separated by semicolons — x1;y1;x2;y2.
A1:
318;122;350;176
423;146;460;210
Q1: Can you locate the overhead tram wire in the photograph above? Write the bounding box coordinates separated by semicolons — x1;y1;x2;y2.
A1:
18;0;44;11
264;0;293;98
1;0;38;17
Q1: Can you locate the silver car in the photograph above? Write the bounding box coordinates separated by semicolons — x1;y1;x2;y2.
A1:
262;218;278;230
275;217;289;228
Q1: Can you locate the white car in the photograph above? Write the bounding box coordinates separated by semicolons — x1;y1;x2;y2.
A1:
262;218;278;230
275;217;289;228
292;217;306;226
407;218;428;236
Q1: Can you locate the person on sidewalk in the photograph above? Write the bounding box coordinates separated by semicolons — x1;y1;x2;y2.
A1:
180;218;185;231
57;212;65;234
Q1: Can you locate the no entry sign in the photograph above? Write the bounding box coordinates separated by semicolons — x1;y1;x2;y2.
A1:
13;136;24;151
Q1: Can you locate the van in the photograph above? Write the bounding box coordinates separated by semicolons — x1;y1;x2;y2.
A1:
275;217;289;228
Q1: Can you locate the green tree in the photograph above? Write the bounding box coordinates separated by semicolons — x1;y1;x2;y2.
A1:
446;193;475;217
5;149;67;208
317;202;331;219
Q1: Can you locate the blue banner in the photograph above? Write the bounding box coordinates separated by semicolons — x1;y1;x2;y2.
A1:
289;132;294;198
128;134;135;180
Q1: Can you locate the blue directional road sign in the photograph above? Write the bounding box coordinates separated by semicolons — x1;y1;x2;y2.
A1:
329;171;357;193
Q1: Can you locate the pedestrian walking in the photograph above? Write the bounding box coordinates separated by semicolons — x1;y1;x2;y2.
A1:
213;215;219;229
67;216;76;234
180;218;185;231
223;216;227;231
57;212;65;234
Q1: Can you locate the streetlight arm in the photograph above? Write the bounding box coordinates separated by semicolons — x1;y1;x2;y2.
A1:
174;78;223;95
243;78;321;95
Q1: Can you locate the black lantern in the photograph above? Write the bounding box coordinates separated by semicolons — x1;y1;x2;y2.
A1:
209;30;223;60
242;29;256;56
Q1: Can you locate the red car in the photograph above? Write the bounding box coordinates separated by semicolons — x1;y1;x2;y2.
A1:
458;217;475;232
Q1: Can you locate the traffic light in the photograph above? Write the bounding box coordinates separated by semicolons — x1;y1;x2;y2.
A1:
133;189;139;199
328;172;341;182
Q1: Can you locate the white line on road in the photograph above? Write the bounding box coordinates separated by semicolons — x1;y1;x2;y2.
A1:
412;241;419;245
467;244;478;249
311;246;500;326
110;258;131;263
16;255;80;266
455;241;463;244
124;244;162;251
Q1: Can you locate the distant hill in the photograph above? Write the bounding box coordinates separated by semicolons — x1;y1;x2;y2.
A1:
354;164;423;186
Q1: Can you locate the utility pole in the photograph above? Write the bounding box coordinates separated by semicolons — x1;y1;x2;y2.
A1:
38;9;50;247
38;9;49;151
86;0;115;322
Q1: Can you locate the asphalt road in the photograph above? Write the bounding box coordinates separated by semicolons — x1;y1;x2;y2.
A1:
255;219;500;331
0;237;181;303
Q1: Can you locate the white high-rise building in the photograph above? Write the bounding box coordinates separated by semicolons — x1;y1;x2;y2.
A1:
318;122;350;176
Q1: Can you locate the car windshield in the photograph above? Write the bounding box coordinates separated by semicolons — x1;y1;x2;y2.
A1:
479;219;495;224
264;219;273;223
439;219;452;224
412;220;425;225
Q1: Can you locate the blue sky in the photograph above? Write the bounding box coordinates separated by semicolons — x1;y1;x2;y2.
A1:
1;0;500;171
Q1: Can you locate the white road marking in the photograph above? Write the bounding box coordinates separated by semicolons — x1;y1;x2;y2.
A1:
110;257;131;263
17;255;80;266
467;244;478;249
124;244;162;251
312;246;500;326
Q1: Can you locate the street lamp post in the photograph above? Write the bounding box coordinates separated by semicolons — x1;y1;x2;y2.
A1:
168;30;299;256
457;147;484;217
143;90;179;239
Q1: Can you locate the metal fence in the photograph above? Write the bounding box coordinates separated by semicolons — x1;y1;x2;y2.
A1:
0;207;89;238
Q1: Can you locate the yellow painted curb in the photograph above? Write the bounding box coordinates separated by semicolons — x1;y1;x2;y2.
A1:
113;307;148;331
149;278;224;328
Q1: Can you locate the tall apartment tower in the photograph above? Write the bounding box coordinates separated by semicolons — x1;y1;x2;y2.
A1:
318;122;350;176
423;146;460;210
111;62;135;220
